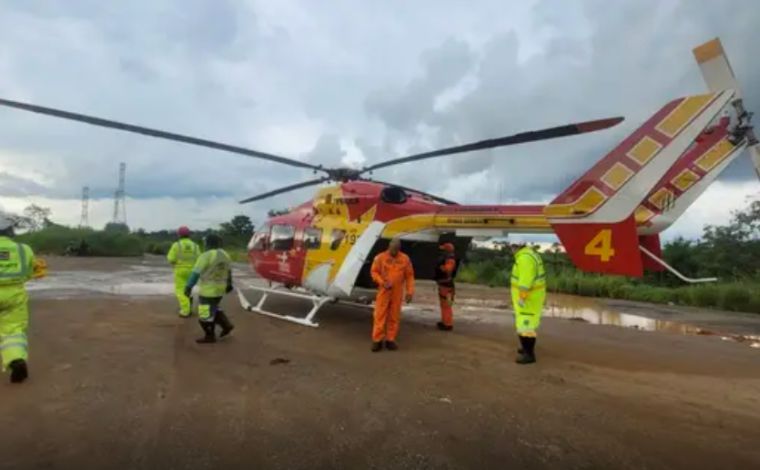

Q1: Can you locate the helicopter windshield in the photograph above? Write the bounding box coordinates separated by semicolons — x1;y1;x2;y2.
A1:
270;224;295;251
248;225;270;251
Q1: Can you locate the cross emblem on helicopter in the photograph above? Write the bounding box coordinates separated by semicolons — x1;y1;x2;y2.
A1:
276;251;290;274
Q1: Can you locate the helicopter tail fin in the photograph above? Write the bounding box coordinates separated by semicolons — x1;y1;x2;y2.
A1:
545;90;736;276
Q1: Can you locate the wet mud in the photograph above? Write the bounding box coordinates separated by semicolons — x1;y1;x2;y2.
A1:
3;256;758;469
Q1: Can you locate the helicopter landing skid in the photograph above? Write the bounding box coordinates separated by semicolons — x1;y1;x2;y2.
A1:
236;286;333;328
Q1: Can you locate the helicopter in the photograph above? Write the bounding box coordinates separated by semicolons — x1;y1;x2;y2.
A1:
0;37;757;327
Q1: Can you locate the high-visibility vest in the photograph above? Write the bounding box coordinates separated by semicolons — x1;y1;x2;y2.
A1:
0;237;34;286
195;249;232;298
510;247;546;293
169;238;200;269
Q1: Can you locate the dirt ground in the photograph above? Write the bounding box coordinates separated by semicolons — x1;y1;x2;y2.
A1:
1;257;759;469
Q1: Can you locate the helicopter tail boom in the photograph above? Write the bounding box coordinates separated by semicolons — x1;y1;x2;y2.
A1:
545;89;736;277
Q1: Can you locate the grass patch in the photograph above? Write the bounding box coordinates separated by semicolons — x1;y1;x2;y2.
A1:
459;258;760;314
225;248;249;263
18;226;143;257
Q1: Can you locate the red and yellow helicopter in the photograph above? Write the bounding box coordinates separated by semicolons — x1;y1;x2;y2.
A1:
1;38;757;327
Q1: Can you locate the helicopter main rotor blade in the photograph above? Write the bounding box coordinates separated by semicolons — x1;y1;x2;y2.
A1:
361;116;624;173
239;177;330;204
0;97;321;172
363;178;458;205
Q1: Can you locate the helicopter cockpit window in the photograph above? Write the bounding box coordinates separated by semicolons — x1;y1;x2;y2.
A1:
330;229;346;251
303;227;322;250
380;186;407;204
270;224;295;251
249;226;270;251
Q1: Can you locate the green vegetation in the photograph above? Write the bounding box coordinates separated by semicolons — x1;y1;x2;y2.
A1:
18;225;144;257
457;200;760;313
14;207;254;261
10;197;759;313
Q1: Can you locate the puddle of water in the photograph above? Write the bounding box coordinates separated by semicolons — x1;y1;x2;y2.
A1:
28;265;258;299
544;301;706;335
26;266;758;351
405;291;760;349
413;293;709;335
27;266;175;297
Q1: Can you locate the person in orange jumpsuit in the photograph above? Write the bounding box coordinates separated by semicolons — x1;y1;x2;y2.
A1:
370;237;414;352
434;243;458;331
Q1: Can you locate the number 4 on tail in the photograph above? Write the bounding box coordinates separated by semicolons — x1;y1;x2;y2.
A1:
584;229;615;262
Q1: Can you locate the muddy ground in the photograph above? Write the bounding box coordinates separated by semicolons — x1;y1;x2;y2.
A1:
1;256;759;469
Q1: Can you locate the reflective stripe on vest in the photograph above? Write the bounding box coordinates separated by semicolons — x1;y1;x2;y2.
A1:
1;333;28;350
0;242;28;280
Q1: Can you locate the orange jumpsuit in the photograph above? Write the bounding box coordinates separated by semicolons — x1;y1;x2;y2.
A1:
436;257;457;327
371;250;415;342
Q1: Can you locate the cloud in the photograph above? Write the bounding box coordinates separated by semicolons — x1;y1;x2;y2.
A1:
0;0;756;238
665;181;759;241
365;38;475;132
0;171;48;196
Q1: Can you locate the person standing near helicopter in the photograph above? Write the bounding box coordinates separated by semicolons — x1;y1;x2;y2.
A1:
434;243;458;331
370;237;414;352
510;242;546;364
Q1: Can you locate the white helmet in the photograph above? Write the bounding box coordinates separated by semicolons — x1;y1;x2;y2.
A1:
0;212;14;231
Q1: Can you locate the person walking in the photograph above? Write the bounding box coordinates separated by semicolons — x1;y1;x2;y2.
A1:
167;226;200;318
184;234;235;343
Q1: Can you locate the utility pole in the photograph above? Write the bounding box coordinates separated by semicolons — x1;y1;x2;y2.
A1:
112;162;127;225
79;186;89;228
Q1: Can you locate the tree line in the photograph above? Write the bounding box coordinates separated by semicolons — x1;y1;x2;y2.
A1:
458;199;760;313
13;206;255;261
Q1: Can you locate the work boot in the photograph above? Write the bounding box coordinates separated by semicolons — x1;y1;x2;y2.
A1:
9;359;28;383
515;336;537;364
215;310;235;338
371;341;383;352
436;321;453;331
196;321;216;344
385;340;398;351
517;335;532;356
515;353;536;365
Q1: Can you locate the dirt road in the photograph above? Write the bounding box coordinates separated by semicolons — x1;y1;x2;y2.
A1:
1;257;759;469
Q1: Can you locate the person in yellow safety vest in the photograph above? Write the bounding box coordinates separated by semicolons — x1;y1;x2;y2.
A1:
510;242;546;365
167;226;200;318
184;234;234;344
0;212;46;383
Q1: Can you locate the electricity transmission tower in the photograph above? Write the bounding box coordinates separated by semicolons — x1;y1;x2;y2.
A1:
79;186;90;228
112;162;127;225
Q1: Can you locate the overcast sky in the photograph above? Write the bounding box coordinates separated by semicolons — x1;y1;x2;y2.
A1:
0;0;757;240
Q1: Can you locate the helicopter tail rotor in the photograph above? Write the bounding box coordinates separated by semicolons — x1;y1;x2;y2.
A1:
693;37;760;180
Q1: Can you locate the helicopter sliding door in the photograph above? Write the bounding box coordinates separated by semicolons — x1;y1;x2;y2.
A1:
327;221;386;298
